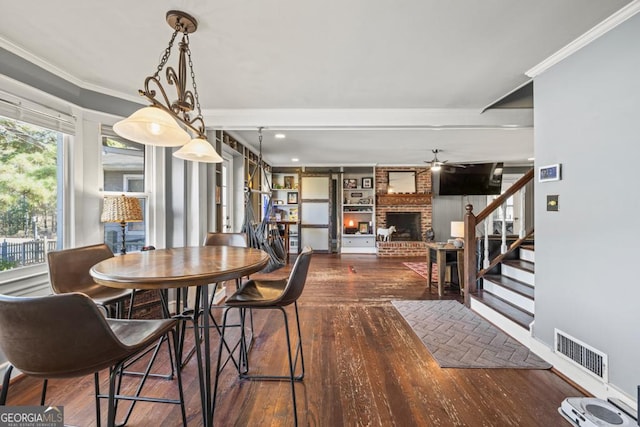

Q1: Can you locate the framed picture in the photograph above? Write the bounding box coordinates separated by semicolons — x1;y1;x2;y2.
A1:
284;175;295;189
539;164;561;182
388;171;416;193
287;192;298;204
343;178;358;189
358;222;369;234
362;177;373;189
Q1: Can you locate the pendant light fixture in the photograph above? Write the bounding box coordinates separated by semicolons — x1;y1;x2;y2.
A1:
114;10;222;163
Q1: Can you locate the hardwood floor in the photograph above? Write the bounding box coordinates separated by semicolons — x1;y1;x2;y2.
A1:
3;254;582;426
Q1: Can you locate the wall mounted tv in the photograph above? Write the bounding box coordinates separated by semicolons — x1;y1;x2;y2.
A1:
438;162;504;196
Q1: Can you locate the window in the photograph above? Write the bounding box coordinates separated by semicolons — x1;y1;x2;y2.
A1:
101;132;147;254
0;115;63;271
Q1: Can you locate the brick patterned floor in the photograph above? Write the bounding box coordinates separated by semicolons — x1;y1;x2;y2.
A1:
391;300;551;369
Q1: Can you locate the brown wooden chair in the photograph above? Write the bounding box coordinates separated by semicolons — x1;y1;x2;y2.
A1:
47;243;135;318
0;292;186;427
212;246;312;426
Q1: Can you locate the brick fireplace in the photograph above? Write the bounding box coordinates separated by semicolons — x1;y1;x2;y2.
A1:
375;167;432;257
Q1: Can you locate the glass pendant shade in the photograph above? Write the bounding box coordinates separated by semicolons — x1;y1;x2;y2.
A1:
113;106;191;147
173;137;223;163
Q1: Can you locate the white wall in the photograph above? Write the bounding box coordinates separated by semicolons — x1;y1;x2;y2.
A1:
534;13;640;398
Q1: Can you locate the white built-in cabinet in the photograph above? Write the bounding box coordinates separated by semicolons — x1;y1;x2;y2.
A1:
341;167;376;253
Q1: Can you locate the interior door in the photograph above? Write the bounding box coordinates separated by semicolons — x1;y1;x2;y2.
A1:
300;174;330;252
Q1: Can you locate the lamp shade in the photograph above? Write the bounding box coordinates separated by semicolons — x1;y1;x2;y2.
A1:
113;106;191;147
450;221;464;238
101;195;143;223
173;137;223;163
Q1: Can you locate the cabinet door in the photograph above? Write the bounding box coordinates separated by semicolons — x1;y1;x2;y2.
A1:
300;175;330;252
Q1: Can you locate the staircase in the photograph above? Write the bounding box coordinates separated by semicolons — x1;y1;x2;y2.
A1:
470;244;535;344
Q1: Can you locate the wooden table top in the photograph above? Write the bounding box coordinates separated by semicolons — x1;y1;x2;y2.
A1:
426;242;464;251
90;246;270;290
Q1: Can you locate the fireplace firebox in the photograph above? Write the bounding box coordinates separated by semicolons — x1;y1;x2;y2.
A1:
385;212;421;241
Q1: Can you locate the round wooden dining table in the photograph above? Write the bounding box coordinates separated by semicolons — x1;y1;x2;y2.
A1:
90;246;270;427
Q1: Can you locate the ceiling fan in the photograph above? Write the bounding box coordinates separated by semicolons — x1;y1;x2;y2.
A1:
423;149;454;171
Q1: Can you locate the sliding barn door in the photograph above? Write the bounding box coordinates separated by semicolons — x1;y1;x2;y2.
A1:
300;175;330;252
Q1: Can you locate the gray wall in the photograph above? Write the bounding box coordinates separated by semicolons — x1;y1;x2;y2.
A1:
534;13;640;397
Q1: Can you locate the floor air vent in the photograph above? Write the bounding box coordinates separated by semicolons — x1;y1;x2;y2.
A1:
555;329;608;382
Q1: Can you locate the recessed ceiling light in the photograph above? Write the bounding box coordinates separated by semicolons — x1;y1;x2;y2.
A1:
291;158;299;162
527;157;535;161
275;133;286;139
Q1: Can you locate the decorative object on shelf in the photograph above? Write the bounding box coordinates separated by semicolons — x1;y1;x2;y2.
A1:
101;195;143;255
275;200;284;205
539;164;561;182
343;178;357;189
284;176;295;189
113;10;222;163
376;225;397;242
350;192;363;198
362;177;373;189
425;227;435;242
287;192;298;204
450;221;464;248
358;222;369;234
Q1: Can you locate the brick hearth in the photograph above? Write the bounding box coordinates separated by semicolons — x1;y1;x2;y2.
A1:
376;241;428;257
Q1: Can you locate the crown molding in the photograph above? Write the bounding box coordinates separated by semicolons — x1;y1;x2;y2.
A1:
0;37;144;105
526;1;640;78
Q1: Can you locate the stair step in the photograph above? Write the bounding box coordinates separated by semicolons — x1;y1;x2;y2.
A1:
470;290;534;330
519;246;535;263
483;274;534;300
503;259;535;274
520;244;534;251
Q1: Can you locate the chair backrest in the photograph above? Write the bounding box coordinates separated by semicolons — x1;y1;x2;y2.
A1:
275;246;313;306
0;293;128;378
47;243;114;295
203;232;248;248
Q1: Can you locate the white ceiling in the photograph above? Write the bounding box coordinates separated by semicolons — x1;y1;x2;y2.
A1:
0;0;632;166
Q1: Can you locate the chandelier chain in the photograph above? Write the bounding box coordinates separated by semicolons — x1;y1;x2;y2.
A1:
185;34;203;119
154;29;180;79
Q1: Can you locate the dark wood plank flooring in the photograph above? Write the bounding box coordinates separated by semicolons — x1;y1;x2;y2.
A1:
3;254;582;426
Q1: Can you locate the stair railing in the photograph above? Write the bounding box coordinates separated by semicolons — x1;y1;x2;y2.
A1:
463;168;534;306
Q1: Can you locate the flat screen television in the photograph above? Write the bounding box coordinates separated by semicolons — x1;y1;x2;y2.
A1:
438;162;504;196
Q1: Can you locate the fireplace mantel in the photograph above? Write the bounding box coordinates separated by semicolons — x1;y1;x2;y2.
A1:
377;193;431;206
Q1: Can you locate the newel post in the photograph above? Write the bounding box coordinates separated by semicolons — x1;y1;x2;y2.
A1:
463;204;477;307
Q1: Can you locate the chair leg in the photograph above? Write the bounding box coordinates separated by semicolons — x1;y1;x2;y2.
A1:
169;329;187;427
117;330;170;426
212;307;232;424
126;291;136;319
94;372;102;427
280;307;299;426
107;362;122;427
292;302;305;380
0;364;13;405
40;379;48;405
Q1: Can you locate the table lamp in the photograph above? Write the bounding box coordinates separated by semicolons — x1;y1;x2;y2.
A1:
101;195;143;254
450;221;465;248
